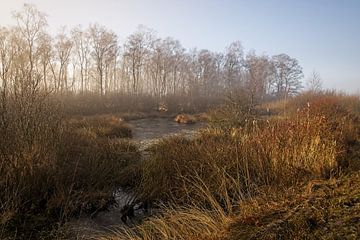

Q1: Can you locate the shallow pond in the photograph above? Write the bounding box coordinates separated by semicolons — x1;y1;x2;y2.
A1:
129;117;205;150
69;118;205;238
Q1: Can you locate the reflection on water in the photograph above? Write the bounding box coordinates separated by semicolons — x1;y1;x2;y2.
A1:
129;117;205;150
130;117;204;140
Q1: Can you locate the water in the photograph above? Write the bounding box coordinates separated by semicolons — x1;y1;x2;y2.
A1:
129;117;204;150
69;117;205;238
131;117;203;140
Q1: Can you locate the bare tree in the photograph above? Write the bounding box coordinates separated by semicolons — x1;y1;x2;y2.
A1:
306;70;322;93
89;24;118;95
37;32;53;91
51;28;73;92
271;53;303;99
197;49;218;97
147;37;163;97
147;37;185;98
169;39;185;95
12;4;47;87
71;26;92;93
244;52;274;103
123;26;154;95
0;27;15;96
224;41;244;91
0;4;308;106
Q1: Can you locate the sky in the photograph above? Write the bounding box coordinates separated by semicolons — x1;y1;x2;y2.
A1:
0;0;359;93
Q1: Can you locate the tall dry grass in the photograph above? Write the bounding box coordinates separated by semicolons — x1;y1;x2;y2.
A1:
101;206;228;240
67;114;133;138
100;171;239;240
104;93;360;240
138;99;357;204
0;89;141;238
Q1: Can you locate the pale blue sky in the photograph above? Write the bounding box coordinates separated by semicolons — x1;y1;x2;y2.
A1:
0;0;359;92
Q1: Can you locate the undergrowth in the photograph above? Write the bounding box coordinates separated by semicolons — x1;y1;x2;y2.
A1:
102;92;360;240
0;91;140;239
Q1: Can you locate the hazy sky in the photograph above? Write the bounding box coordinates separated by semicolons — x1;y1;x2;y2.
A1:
0;0;359;93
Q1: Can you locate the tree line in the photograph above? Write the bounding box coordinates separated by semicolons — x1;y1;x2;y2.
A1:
0;4;304;104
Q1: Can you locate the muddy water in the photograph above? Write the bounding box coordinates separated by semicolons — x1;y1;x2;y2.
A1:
69;118;205;239
130;117;205;150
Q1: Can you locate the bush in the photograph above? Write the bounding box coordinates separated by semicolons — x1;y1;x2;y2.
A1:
0;91;63;235
264;91;360;118
49;130;140;219
68;114;133;138
137;94;359;206
0;92;140;238
101;93;360;240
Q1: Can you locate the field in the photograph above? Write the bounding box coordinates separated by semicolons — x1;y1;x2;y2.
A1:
1;91;359;240
1;4;359;239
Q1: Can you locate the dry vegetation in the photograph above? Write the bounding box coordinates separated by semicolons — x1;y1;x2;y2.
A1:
61;93;222;118
67;114;132;138
100;92;360;240
0;5;359;239
0;91;141;239
1;88;359;240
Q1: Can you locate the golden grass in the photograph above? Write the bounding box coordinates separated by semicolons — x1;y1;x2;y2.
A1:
226;172;360;240
137;98;358;204
100;172;359;240
101;207;227;240
67;114;133;138
100;171;240;240
2;91;359;239
100;92;360;240
0;93;141;238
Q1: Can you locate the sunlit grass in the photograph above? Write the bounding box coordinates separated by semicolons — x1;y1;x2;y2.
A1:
101;92;360;240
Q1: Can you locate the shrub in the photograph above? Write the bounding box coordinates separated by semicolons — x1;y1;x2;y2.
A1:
50;130;140;219
0;92;140;238
96;92;360;240
0;91;64;235
68;114;133;138
137;95;359;206
208;92;256;131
